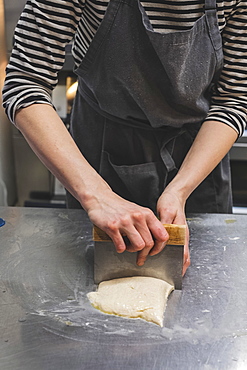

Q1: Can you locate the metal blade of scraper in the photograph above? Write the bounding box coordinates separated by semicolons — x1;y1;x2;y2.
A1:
93;224;185;289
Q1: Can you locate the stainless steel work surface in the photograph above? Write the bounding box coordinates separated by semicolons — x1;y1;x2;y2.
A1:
0;207;247;370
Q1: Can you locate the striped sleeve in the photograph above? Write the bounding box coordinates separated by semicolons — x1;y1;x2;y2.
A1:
205;0;247;136
2;0;247;136
2;0;83;124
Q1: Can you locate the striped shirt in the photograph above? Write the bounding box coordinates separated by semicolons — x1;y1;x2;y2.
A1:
2;0;247;136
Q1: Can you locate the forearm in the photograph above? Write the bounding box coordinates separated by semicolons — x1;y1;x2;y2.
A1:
15;103;169;261
15;104;112;211
157;120;237;273
165;120;238;202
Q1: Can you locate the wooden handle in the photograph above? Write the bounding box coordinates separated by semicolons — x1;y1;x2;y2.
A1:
162;224;186;245
93;224;186;245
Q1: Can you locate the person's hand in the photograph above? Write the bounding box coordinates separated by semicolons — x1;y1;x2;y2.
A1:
86;189;169;262
155;189;190;275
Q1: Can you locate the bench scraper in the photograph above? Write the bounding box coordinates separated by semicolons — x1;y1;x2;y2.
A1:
93;224;186;289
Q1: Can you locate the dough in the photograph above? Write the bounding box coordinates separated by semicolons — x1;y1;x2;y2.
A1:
87;276;174;326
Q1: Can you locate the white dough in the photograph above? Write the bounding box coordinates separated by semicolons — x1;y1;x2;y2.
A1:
87;276;174;327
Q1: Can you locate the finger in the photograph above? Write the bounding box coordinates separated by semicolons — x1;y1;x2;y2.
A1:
182;227;190;275
128;222;165;257
108;221;153;254
136;247;152;266
136;237;166;266
120;225;146;252
122;215;155;253
146;216;169;243
183;243;190;275
158;208;176;225
135;216;169;264
148;239;167;256
124;236;140;252
109;230;127;253
147;218;170;257
132;223;155;250
159;213;190;275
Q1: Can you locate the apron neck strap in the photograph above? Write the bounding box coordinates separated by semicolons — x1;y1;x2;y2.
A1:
204;0;217;10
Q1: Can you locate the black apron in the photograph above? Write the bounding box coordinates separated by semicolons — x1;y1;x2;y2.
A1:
67;0;232;214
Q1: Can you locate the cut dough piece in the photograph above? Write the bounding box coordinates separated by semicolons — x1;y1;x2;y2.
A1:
87;276;174;326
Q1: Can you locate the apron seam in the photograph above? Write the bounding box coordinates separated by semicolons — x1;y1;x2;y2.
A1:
74;0;122;76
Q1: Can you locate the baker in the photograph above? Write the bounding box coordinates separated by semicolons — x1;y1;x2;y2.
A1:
3;0;247;274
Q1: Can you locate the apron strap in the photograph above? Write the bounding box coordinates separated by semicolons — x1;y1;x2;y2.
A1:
204;0;223;57
204;0;217;10
160;129;190;172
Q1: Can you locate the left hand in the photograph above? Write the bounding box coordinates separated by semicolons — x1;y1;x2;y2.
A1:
136;189;190;275
136;120;238;272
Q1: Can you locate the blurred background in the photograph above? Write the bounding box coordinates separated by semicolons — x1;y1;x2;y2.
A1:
0;0;247;212
0;0;77;208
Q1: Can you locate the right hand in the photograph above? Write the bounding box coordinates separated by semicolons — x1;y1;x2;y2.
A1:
157;189;190;275
86;189;169;260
